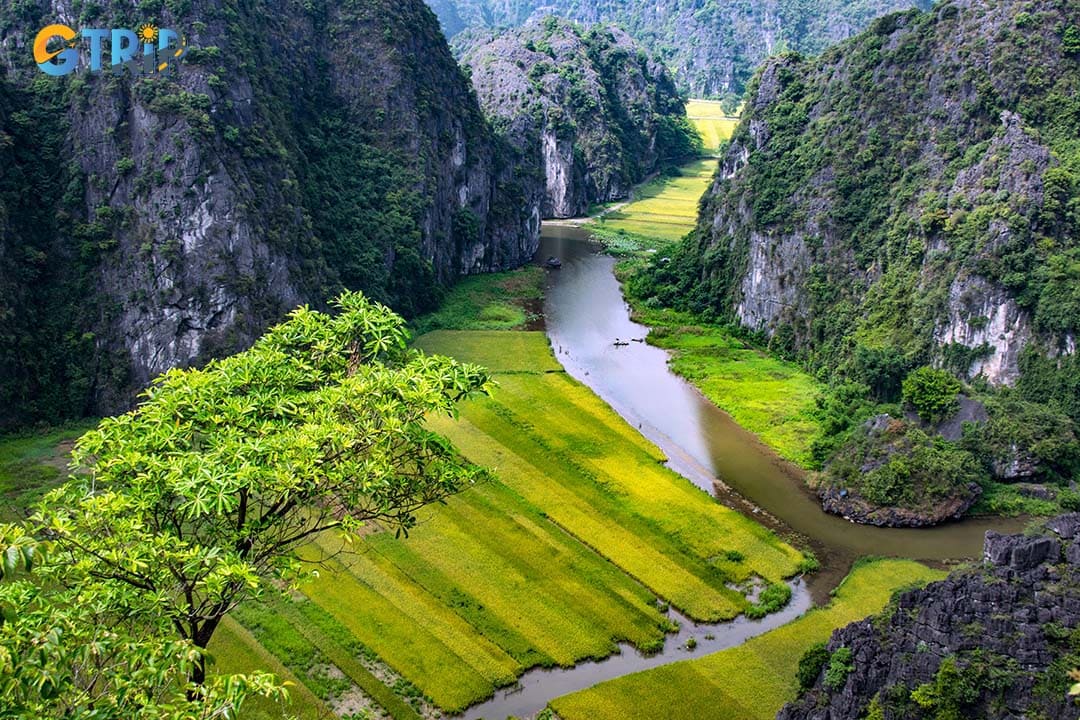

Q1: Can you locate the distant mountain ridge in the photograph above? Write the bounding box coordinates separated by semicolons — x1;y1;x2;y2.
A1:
428;0;932;97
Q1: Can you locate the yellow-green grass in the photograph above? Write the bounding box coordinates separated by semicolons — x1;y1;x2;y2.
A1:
209;617;328;720
415;329;562;373
411;266;544;336
637;307;825;468
0;421;96;521
592;158;716;243
686;99;740;154
550;559;946;720
214;330;803;714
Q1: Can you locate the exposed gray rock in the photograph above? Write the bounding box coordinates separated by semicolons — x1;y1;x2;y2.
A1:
779;520;1080;720
462;18;693;219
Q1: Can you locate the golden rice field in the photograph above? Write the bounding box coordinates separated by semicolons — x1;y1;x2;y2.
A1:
550;558;945;720
593;158;717;243
686;99;740;154
212;330;805;717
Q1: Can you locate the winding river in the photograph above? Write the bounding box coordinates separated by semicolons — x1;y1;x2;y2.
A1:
462;224;1023;719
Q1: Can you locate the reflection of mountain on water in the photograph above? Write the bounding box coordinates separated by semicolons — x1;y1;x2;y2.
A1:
537;225;1025;564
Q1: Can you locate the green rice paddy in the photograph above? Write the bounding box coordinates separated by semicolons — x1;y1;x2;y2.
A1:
549;558;945;720
215;330;805;715
592;158;716;243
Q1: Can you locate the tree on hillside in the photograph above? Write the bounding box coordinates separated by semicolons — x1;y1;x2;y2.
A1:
29;291;491;688
901;366;962;424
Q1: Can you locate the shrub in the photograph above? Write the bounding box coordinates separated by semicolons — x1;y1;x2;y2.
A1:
902;367;962;423
824;646;854;690
1063;26;1080;55
797;641;830;690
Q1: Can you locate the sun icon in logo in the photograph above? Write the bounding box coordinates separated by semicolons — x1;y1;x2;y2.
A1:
136;23;159;44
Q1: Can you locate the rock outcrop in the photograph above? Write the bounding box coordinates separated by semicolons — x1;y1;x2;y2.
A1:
0;0;541;425
462;17;698;218
779;518;1080;720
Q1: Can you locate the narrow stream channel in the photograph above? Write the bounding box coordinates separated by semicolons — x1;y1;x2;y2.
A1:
460;224;1025;719
465;579;812;720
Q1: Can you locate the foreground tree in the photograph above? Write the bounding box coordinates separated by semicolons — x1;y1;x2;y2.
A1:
32;291;491;686
0;524;284;718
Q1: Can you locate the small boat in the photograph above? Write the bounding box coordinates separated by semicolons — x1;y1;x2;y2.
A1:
545;256;562;269
613;339;630;347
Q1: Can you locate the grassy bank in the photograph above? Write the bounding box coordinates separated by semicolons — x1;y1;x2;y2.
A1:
410;266;545;336
550;558;945;720
638;307;825;468
0;422;97;521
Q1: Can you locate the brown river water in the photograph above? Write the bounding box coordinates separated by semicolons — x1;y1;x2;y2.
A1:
461;224;1024;719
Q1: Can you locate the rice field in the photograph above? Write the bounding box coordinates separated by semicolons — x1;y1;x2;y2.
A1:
214;330;805;716
592;158;717;243
549;559;946;720
686;99;740;154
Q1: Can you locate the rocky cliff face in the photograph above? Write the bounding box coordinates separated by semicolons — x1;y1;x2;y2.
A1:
461;17;697;218
433;0;931;98
779;517;1080;720
0;0;540;425
664;0;1079;398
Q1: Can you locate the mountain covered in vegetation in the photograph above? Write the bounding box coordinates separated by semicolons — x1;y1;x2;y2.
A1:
462;17;701;218
0;0;541;427
430;0;932;98
780;517;1080;720
635;0;1080;524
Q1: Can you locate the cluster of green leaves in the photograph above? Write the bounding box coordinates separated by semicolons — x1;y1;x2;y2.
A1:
823;646;854;691
827;418;983;508
909;652;1022;720
0;524;286;719
902;367;962;424
1;292;489;716
796;641;830;691
745;582;793;619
